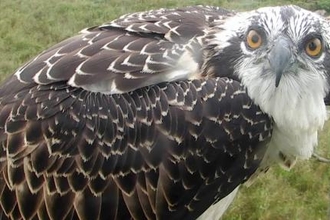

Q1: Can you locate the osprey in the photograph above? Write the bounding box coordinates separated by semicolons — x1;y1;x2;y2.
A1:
0;5;329;220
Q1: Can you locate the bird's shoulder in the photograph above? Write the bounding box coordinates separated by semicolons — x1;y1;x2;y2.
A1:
10;5;234;95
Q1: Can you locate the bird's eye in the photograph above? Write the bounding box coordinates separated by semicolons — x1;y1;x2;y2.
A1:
246;30;262;49
305;38;322;57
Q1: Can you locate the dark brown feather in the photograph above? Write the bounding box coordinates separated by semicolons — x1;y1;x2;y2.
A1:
0;76;272;219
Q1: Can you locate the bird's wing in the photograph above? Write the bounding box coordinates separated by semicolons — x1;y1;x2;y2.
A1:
12;5;233;94
0;76;272;220
0;5;272;220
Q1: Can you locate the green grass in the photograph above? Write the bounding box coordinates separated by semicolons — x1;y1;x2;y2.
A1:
0;0;329;219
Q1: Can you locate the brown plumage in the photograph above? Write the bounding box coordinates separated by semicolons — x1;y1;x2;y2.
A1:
0;74;272;219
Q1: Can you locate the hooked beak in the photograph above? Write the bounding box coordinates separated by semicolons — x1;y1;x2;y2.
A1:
268;36;294;87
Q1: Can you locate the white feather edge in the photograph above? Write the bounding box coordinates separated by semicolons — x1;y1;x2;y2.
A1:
198;187;239;220
67;50;200;94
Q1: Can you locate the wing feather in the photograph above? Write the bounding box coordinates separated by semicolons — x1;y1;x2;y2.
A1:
0;76;272;219
13;6;233;94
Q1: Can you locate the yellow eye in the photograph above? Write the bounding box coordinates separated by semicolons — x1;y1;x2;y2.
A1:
246;30;262;49
305;38;322;57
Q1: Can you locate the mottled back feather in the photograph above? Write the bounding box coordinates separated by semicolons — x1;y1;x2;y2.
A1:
14;6;233;94
0;77;271;220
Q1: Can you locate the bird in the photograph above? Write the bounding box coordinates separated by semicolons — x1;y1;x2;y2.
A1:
0;4;329;220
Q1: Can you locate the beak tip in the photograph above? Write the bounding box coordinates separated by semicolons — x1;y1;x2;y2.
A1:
275;72;281;88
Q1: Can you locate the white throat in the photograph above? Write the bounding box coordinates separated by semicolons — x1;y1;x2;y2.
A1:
238;65;328;168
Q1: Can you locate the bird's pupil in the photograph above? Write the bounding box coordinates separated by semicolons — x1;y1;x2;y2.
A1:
251;35;259;43
309;41;317;51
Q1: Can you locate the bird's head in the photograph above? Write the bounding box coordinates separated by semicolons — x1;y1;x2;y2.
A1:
206;5;330;130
